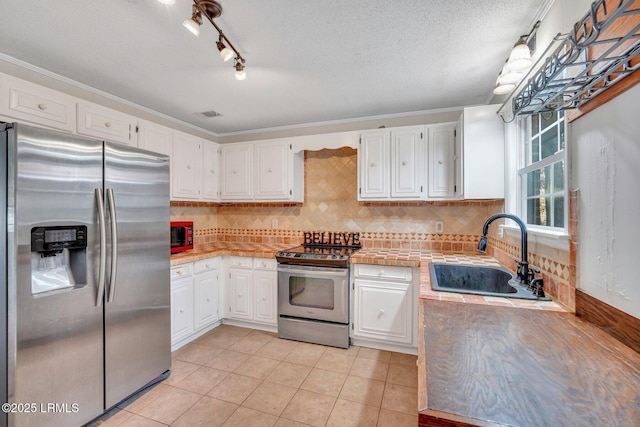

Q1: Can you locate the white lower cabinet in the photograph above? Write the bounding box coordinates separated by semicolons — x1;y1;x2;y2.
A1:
352;264;418;352
253;260;278;325
170;259;221;349
170;264;194;345
193;259;221;330
225;257;277;327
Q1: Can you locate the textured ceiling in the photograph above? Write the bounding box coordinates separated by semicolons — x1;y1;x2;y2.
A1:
0;0;547;135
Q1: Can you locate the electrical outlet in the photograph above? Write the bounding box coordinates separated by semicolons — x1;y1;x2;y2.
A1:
271;219;279;229
498;225;504;238
435;221;444;233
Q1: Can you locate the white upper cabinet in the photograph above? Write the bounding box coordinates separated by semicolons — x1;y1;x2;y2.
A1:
428;122;456;198
137;120;173;157
359;131;390;199
0;73;76;132
220;143;253;200
358;126;425;200
254;140;290;200
458;105;505;199
172;132;202;200
220;140;303;202
201;140;220;201
391;126;424;198
77;101;136;145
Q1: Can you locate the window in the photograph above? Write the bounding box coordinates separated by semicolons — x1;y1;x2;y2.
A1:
518;111;567;230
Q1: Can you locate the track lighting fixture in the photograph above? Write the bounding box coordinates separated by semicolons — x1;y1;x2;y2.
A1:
493;21;540;96
172;0;247;79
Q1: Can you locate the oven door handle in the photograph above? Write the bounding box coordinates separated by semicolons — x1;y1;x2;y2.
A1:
277;264;348;277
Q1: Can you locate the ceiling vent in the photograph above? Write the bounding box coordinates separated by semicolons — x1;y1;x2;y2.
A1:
199;110;223;118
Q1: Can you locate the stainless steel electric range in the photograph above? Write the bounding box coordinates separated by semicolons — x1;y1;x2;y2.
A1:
275;232;361;348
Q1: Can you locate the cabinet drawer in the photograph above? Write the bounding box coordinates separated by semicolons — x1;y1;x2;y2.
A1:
171;263;193;280
77;102;134;145
227;256;252;269
194;258;218;274
353;264;413;282
253;258;277;271
0;75;76;132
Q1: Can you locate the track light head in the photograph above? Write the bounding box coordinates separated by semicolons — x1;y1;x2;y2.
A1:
234;58;246;80
183;6;202;36
217;38;234;62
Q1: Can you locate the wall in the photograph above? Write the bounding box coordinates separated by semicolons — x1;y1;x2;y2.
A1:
571;83;640;320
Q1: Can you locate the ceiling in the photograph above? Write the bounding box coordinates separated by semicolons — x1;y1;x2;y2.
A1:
0;0;547;136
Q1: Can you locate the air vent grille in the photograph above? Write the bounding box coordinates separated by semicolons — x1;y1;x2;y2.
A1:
199;110;223;118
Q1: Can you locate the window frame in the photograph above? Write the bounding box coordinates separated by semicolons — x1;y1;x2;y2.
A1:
513;112;570;238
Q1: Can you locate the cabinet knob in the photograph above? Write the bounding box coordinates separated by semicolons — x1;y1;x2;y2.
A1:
37;103;48;110
176;271;182;275
206;298;210;302
378;270;385;276
262;297;266;301
370;162;376;167
267;168;272;173
205;263;210;268
186;165;191;170
438;160;443;164
401;161;407;166
379;309;385;315
232;170;237;174
105;122;112;128
261;262;266;267
210;169;215;174
179;308;184;313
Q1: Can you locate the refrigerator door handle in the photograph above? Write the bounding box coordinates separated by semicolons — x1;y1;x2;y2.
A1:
95;188;107;307
107;188;118;303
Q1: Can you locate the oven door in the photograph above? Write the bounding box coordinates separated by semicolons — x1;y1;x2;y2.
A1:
278;264;349;324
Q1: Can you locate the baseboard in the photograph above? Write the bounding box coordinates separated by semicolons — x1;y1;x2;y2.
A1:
575;290;640;354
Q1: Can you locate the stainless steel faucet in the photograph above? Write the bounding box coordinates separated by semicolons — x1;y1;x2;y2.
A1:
477;213;532;285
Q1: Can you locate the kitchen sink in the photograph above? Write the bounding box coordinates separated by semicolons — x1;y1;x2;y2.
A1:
429;263;546;300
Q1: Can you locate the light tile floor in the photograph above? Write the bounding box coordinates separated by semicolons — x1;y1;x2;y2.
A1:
91;325;419;427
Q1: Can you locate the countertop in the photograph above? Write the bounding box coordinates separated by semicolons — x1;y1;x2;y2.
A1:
418;298;640;426
170;242;289;266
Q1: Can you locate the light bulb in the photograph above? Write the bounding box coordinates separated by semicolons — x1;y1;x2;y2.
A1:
235;68;247;80
183;17;201;37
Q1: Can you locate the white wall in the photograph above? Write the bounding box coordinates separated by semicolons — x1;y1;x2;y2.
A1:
571;84;640;319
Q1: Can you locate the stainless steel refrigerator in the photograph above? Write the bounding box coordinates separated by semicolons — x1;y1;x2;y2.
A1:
1;123;171;427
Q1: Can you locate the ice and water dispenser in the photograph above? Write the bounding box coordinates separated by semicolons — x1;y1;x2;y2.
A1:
30;225;87;295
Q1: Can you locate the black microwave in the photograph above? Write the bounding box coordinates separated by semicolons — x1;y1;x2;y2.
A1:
170;221;193;253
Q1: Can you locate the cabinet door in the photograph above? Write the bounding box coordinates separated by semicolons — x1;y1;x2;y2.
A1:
428;123;456;198
391;127;424;198
172;132;202;199
220;144;253;200
253;270;277;325
462;105;505;199
254;141;291;200
228;268;253;320
77;102;134;145
171;279;194;343
0;74;76;132
353;280;413;345
202;140;219;201
194;270;219;330
137;120;173;156
358;131;389;199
